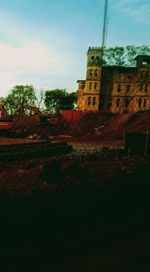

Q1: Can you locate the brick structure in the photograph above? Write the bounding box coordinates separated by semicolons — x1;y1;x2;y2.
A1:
77;48;150;113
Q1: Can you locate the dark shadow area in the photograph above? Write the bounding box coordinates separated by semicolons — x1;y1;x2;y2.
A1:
0;155;150;272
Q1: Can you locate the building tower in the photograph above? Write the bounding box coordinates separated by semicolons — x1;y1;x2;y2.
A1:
77;47;103;111
86;47;103;110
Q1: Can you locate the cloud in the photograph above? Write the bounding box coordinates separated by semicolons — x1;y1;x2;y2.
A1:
0;10;77;97
0;42;68;73
110;0;150;24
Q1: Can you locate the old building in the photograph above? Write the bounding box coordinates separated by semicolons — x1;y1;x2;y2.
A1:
77;47;150;113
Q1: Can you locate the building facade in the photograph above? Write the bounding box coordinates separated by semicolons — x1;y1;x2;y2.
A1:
77;47;150;113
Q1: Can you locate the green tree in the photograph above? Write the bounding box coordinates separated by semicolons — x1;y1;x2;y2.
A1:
5;85;37;115
0;97;7;117
36;89;45;110
44;89;77;114
104;45;150;66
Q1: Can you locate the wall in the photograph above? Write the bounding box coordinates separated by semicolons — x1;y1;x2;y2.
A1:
62;110;98;123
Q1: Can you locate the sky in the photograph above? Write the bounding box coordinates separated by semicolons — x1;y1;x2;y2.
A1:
0;0;150;97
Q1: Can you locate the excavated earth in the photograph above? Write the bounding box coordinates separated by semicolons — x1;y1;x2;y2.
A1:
0;111;150;271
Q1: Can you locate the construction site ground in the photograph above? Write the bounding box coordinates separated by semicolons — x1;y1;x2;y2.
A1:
0;111;150;271
2;110;150;143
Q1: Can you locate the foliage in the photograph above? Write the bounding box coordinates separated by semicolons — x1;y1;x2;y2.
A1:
1;86;77;116
104;45;150;66
4;85;37;115
44;89;77;114
36;89;45;110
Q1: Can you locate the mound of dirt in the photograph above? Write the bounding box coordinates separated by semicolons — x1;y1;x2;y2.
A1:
9;116;68;139
70;111;150;145
3;111;150;144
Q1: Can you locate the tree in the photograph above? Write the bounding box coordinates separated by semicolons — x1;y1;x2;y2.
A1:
4;85;37;115
44;89;77;114
60;92;77;110
36;89;45;111
0;97;7;117
104;45;150;67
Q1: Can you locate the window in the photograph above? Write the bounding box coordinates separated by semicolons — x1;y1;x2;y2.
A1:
105;98;111;109
93;97;96;106
145;84;148;92
140;71;149;79
111;84;114;92
116;98;120;108
119;74;124;80
142;61;148;65
108;99;112;107
88;97;91;105
141;71;144;79
144;99;147;108
138;98;142;108
81;83;85;90
95;69;98;76
145;71;149;78
117;84;121;92
125;99;129;108
94;82;97;90
90;69;93;76
91;56;94;61
89;82;92;90
127;84;130;92
139;84;143;92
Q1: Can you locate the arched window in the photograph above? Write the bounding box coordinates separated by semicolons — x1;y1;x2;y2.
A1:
116;98;120;108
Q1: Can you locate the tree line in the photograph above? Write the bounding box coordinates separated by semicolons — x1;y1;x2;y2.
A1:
0;86;77;116
104;45;150;66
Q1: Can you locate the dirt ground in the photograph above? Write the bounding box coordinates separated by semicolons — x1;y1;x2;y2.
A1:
0;145;150;271
2;110;150;146
1;110;150;271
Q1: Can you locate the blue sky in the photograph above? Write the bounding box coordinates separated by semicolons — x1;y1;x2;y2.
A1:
0;0;150;97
